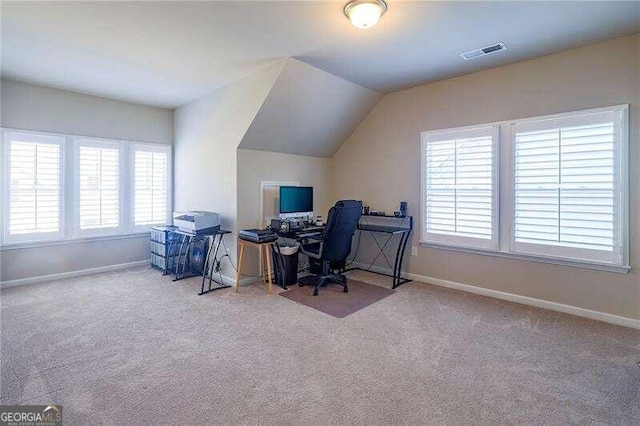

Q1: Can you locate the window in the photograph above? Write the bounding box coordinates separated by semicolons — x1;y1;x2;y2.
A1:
131;143;171;231
75;138;123;236
421;126;499;250
3;131;64;243
1;129;172;246
420;105;629;271
510;109;626;265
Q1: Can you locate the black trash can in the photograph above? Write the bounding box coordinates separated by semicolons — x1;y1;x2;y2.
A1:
272;245;299;287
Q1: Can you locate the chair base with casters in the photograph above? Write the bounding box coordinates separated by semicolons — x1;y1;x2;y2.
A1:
298;260;348;296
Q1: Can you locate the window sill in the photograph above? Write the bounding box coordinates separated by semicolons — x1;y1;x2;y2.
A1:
0;232;150;251
418;241;631;274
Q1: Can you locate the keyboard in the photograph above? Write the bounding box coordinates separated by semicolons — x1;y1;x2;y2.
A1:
304;226;324;232
297;232;321;238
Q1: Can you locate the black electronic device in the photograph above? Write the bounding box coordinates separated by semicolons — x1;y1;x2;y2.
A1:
288;218;307;230
400;201;408;217
280;186;313;214
270;219;290;233
239;229;278;243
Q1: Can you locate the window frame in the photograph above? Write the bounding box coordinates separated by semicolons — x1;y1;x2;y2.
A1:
129;142;173;233
73;137;126;238
2;130;66;244
508;108;628;267
0;127;172;248
419;105;630;273
420;124;500;251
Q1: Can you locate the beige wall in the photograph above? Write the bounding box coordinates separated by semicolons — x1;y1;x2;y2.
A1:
332;34;640;320
173;62;284;280
0;79;174;283
236;148;333;275
1;79;173;144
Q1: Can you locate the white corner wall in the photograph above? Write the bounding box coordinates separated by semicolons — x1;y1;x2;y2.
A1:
173;61;285;279
0;79;174;284
332;33;640;321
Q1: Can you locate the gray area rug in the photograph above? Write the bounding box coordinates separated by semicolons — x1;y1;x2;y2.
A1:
1;267;639;424
280;278;395;318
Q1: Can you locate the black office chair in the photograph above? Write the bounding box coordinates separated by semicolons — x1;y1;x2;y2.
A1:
298;200;362;296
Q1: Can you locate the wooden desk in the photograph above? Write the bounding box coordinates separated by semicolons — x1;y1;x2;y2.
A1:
235;239;276;294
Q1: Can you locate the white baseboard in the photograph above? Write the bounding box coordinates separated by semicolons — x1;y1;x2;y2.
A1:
0;260;150;289
350;262;640;330
1;262;261;290
217;273;259;288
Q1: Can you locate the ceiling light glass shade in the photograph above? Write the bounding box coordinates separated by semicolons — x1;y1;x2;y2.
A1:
344;0;387;29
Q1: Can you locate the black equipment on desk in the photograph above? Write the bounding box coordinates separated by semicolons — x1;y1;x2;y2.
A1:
400;201;408;217
288;218;307;231
270;219;290;233
239;229;278;243
271;217;307;232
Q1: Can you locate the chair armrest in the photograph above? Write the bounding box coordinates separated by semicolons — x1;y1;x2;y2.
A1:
299;241;323;259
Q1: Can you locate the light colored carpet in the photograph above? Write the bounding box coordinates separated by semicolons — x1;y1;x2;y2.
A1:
1;267;639;425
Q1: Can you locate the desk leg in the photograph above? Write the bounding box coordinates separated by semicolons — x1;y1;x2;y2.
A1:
165;239;175;276
179;236;193;279
173;235;187;280
198;234;232;295
208;234;223;290
201;235;214;294
264;244;274;295
235;242;245;293
392;233;403;288
393;232;411;289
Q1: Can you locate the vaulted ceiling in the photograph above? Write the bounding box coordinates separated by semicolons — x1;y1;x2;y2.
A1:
2;1;639;108
239;58;381;157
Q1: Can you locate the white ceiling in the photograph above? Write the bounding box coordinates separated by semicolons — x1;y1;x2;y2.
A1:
2;1;639;109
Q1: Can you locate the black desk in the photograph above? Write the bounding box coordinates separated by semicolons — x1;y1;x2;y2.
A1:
347;215;413;289
200;230;233;295
273;217;412;290
274;226;324;240
167;228;233;295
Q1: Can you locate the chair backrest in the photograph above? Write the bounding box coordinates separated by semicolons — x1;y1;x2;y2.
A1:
321;200;363;262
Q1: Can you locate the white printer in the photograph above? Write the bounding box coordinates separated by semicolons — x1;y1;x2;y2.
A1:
173;211;221;234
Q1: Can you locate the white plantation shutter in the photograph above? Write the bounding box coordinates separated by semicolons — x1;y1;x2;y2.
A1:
2;130;175;245
76;138;122;234
511;109;625;265
3;132;64;242
132;144;170;229
421;126;498;249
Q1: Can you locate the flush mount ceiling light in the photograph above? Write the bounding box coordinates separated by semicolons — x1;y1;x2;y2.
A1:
344;0;388;29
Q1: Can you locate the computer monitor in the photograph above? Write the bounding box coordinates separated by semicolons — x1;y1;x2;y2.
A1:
279;186;313;216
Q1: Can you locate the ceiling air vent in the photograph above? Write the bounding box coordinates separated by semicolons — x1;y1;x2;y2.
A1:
460;42;507;60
